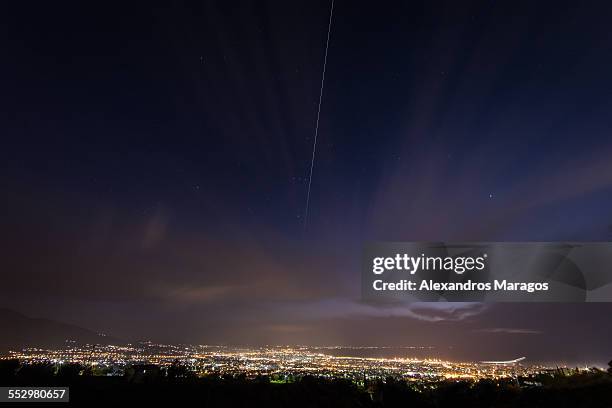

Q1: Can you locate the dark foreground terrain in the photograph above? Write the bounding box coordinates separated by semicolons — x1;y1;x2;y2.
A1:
1;360;612;407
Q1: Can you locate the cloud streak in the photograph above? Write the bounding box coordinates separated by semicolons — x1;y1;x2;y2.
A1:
475;327;542;335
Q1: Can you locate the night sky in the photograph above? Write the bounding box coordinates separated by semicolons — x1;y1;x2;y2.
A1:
2;0;612;365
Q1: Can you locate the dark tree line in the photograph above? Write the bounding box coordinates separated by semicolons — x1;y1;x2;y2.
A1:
1;359;611;407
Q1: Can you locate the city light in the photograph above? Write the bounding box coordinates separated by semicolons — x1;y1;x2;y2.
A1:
2;343;556;382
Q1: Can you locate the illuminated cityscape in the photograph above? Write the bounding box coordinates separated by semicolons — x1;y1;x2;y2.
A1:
2;342;556;382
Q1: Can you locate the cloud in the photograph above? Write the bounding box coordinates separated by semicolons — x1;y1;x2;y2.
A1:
474;327;542;334
366;139;612;241
406;303;488;322
283;299;487;322
141;207;169;249
265;324;311;334
164;285;241;303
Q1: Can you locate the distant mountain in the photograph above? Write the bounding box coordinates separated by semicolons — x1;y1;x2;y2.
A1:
0;308;122;354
